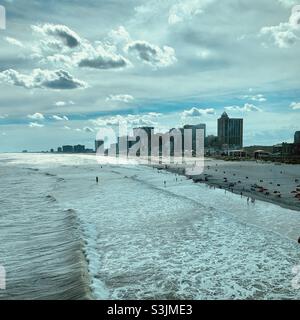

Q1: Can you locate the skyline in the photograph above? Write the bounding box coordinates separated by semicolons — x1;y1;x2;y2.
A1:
0;0;300;152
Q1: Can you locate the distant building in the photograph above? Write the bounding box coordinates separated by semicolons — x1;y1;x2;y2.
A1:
253;150;271;159
95;140;104;153
50;149;54;153
294;131;300;144
183;124;206;156
218;112;243;149
62;145;73;153
133;127;154;156
74;145;85;153
57;147;62;153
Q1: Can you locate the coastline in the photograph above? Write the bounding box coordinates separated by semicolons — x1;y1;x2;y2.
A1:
152;159;300;213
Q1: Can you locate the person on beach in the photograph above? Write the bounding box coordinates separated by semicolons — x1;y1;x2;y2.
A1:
164;180;166;187
298;237;300;244
96;177;99;184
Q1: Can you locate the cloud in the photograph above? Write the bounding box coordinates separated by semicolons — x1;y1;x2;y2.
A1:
32;24;82;48
182;107;215;117
84;127;94;133
91;113;158;128
29;122;44;128
31;24;130;70
225;103;262;112
242;94;267;102
0;69;87;90
52;115;69;121
260;6;300;48
55;100;75;106
168;0;215;25
108;26;131;46
278;0;298;8
290;102;300;110
0;114;8;119
126;40;176;68
27;112;44;120
106;94;134;103
4;37;24;48
76;43;130;69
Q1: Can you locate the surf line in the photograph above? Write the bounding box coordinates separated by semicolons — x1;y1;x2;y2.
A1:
107;304;142;318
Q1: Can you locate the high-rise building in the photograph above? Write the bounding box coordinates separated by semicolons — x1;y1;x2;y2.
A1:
95;140;104;153
183;124;206;156
294;131;300;144
133;127;154;156
218;112;243;149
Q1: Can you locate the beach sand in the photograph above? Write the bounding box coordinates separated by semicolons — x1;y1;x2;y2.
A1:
159;159;300;212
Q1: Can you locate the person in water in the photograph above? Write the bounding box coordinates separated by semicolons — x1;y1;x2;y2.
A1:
298;237;300;244
96;177;99;183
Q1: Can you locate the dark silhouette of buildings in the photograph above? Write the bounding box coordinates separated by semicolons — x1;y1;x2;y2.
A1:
74;145;85;153
62;145;74;153
95;140;104;153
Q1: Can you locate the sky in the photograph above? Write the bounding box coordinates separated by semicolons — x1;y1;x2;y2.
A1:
0;0;300;152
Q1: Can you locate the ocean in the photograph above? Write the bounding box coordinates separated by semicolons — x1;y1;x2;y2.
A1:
0;153;299;300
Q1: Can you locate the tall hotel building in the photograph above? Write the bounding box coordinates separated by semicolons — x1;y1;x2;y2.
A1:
218;112;243;149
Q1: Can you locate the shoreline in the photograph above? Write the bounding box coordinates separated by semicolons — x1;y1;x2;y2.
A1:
151;160;300;213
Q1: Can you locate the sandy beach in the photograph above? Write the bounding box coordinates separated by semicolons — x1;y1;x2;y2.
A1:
161;159;300;212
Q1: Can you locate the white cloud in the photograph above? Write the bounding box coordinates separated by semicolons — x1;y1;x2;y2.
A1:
182;107;215;117
0;69;87;90
106;94;134;103
290;102;300;110
75;42;130;69
32;24;82;48
27;112;44;120
29;122;44;128
4;37;24;47
52;115;69;121
260;7;300;48
32;24;130;70
55;100;75;106
91;113;158;128
243;94;267;102
168;0;215;25
225;103;262;112
126;40;176;68
84;127;94;133
108;26;131;46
